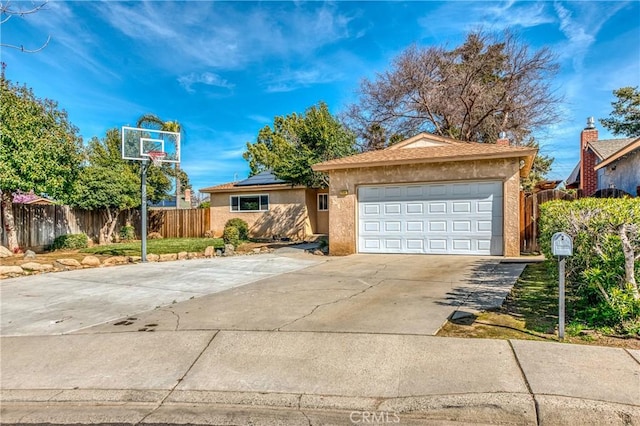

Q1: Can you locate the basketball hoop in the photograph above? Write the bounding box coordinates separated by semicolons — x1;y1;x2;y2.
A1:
146;150;167;167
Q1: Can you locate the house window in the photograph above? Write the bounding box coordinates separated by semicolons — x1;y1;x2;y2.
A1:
318;193;328;211
230;195;269;212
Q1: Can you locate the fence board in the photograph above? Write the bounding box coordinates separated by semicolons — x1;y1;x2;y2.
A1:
1;204;209;251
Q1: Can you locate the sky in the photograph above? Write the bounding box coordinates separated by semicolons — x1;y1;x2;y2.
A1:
2;1;639;196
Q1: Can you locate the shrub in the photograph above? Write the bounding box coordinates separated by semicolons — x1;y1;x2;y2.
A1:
52;233;89;250
539;198;640;333
120;225;135;241
225;218;249;241
223;225;240;248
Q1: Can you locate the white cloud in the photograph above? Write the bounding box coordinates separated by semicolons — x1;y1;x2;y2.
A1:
265;68;343;93
178;72;234;94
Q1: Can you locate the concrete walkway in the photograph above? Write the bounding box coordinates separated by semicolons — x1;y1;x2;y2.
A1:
1;253;639;425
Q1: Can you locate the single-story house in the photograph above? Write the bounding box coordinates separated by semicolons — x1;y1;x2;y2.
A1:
312;133;536;257
149;189;193;209
200;171;328;240
565;118;640;196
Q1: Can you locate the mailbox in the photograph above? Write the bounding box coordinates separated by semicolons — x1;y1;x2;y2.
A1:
552;232;573;257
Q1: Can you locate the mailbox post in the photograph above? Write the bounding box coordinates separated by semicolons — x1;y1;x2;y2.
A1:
552;232;573;340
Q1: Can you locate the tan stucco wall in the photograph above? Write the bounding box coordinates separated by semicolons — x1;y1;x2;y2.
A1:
327;159;521;256
209;188;313;239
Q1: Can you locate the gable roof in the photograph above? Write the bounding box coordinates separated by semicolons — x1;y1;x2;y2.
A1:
312;132;537;175
565;162;580;187
593;137;640;171
589;137;637;160
200;170;301;194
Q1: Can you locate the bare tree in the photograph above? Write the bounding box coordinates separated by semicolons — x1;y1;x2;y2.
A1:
0;1;50;53
345;30;561;149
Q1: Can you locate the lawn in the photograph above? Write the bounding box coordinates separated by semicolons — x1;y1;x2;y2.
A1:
80;237;224;256
437;262;640;349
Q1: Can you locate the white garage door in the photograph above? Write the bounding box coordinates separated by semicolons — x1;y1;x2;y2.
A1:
358;181;503;255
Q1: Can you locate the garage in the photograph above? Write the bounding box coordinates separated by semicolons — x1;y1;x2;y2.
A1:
358;181;503;255
312;132;537;257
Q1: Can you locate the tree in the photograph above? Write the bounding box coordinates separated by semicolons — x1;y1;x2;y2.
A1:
0;1;51;53
345;30;560;147
243;102;357;188
599;86;640;137
520;137;554;192
0;76;82;250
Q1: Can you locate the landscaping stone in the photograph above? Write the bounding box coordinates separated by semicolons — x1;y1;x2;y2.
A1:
216;249;223;257
187;252;199;259
20;262;53;272
23;250;37;260
0;265;24;275
81;256;101;267
204;246;215;258
103;256;128;265
147;253;159;262
223;244;235;257
0;246;13;258
54;259;82;269
160;253;178;262
177;251;188;260
313;249;325;256
128;256;142;263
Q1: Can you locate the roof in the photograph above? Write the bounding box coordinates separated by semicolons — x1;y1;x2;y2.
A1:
312;133;537;175
593;137;640;171
565;162;580;187
589;137;637;160
200;170;301;194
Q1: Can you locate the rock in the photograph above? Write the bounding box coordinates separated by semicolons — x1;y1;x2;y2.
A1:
103;256;128;265
0;246;13;258
20;262;53;272
81;256;101;267
216;249;222;257
252;248;261;254
159;253;177;262
0;265;24;275
147;253;159;262
128;256;142;263
23;250;37;260
177;251;188;260
187;252;199;259
260;246;271;253
54;258;81;269
313;249;325;256
204;246;215;258
222;244;235;257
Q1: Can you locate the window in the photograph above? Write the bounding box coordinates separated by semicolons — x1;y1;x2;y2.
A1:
230;195;269;212
318;193;328;211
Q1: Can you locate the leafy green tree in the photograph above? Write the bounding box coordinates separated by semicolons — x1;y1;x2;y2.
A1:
244;101;356;188
599;86;640;137
0;77;82;250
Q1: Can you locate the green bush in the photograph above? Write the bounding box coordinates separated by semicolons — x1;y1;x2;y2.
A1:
52;233;89;250
225;218;249;241
539;198;640;334
223;225;240;248
119;225;135;241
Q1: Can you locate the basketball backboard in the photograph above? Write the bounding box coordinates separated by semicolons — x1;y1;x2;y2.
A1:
121;126;180;163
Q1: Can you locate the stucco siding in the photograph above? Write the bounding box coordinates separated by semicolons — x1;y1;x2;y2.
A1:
598;149;640;196
209;188;313;239
327;158;521;256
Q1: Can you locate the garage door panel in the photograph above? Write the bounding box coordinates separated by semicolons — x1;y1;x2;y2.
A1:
358;181;503;255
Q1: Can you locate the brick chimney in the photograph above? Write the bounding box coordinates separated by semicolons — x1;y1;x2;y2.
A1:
580;117;599;196
496;131;510;146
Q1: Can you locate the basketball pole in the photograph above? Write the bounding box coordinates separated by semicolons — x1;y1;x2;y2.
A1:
141;159;149;262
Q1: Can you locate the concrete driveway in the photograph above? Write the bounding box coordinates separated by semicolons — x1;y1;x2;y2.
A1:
77;253;524;336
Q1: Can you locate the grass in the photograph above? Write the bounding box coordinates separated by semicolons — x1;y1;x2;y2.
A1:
80;237;224;256
438;262;640;349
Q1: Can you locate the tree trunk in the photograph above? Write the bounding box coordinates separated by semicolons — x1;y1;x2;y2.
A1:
1;190;18;251
619;224;639;300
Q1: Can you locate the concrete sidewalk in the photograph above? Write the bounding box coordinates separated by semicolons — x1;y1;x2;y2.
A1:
1;330;639;425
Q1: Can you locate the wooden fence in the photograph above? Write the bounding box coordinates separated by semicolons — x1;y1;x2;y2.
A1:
520;189;581;254
0;204;210;251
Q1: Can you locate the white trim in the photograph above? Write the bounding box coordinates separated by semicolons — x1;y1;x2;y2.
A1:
229;194;269;212
318;193;328;211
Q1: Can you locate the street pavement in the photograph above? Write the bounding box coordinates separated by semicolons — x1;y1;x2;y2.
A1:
1;252;638;425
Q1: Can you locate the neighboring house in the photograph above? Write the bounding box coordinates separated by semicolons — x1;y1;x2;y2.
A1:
200;170;328;240
312;132;537;257
565;118;640;196
149;189;192;209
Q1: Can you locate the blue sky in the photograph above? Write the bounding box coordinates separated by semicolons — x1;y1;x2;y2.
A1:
3;1;639;195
